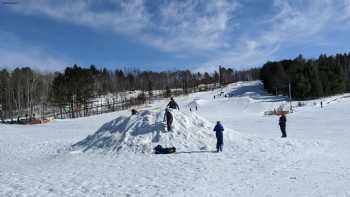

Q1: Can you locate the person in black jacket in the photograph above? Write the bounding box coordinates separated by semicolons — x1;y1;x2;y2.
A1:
163;108;173;131
279;114;287;138
167;97;179;110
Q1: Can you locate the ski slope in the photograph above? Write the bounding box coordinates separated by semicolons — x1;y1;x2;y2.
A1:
1;81;350;196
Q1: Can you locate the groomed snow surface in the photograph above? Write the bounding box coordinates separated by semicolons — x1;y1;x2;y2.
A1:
1;81;350;196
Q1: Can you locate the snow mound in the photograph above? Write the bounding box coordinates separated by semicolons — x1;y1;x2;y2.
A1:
72;109;218;153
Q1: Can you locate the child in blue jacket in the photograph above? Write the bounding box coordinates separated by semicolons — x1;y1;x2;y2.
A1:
213;121;224;152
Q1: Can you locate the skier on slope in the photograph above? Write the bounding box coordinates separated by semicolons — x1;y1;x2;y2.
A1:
163;108;173;131
279;114;287;138
167;97;179;110
213;121;224;152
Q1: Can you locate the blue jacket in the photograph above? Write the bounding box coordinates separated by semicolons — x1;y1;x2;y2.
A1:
214;123;224;135
214;123;224;144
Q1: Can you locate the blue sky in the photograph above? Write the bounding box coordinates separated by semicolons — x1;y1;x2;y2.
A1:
1;0;350;72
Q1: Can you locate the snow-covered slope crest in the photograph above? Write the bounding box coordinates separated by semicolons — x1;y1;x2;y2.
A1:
72;109;219;153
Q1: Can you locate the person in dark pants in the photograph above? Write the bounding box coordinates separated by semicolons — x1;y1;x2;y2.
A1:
167;97;179;110
213;121;224;152
163;108;173;131
279;114;287;138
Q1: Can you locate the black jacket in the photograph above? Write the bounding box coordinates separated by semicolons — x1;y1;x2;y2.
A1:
167;100;179;110
279;116;286;126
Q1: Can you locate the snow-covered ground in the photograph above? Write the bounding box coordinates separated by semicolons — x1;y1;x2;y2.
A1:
1;81;350;196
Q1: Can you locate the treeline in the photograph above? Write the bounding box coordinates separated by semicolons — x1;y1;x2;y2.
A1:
0;65;259;121
50;65;260;106
261;54;350;100
219;66;260;84
0;67;52;121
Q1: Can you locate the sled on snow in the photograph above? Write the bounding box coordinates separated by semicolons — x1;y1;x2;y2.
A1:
154;145;176;154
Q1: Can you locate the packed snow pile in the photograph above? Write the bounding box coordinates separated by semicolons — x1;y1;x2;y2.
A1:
72;109;221;153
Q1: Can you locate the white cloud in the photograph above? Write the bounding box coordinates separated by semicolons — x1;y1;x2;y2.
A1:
144;0;237;52
197;0;347;71
0;48;68;71
0;31;70;71
267;0;334;43
6;0;350;72
337;0;350;22
194;38;280;73
11;0;237;53
13;0;149;34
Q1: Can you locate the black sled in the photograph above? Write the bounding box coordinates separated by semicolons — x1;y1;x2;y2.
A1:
154;145;176;154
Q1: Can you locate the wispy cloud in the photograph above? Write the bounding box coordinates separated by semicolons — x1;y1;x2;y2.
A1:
144;0;238;52
6;0;350;71
265;0;334;44
197;0;350;71
338;0;350;22
12;0;149;33
0;31;70;71
11;0;237;52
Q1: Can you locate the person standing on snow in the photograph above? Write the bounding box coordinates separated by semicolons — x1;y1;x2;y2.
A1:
213;121;224;152
167;97;179;110
279;114;287;138
163;108;173;131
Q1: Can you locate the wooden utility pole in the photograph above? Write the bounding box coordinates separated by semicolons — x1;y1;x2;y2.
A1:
0;104;3;123
219;66;221;85
289;82;293;112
